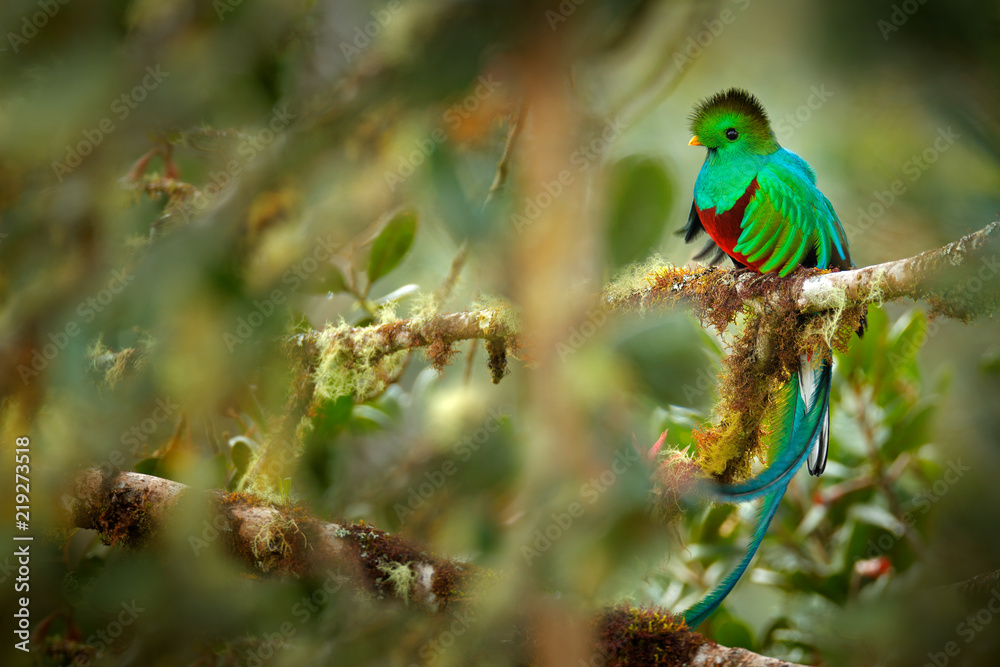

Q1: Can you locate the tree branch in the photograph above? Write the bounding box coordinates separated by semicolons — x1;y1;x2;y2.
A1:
289;306;519;391
63;468;812;667
302;221;999;379
797;220;1000;318
290;310;517;362
603;221;1000;324
65;468;473;610
91;223;999;392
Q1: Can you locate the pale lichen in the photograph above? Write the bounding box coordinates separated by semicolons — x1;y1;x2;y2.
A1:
469;295;519;339
407;290;443;331
251;516;302;569
603;254;672;312
377;560;416;604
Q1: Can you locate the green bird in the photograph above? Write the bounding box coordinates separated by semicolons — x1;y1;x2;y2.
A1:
679;88;856;628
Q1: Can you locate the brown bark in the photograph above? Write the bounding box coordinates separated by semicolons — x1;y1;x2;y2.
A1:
65;468;815;667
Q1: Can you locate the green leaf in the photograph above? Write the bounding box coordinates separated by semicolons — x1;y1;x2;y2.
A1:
309;394;354;443
367;210;417;283
980;346;1000;375
134;457;160;475
850;503;905;535
428;147;486;242
604;156;674;269
227;440;253;490
231;439;253;469
886;309;926;381
695;504;737;544
711;612;756;651
351;404;392;433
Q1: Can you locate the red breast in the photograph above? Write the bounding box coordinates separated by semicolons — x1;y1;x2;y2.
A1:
696;178;763;271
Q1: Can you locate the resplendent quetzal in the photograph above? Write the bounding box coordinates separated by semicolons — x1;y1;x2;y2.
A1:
679;88;855;628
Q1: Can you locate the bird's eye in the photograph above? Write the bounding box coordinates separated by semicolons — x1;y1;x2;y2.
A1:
725;128;739;141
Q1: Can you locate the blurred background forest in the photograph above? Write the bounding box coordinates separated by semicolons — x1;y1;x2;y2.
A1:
2;0;1000;665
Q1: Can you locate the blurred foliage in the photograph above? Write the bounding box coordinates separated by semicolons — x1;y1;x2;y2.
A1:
604;156;674;271
1;1;1000;666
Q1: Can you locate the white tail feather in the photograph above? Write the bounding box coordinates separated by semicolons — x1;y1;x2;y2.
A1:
799;354;830;476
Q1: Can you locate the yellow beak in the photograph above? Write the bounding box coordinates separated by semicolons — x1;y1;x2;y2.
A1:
688;136;702;146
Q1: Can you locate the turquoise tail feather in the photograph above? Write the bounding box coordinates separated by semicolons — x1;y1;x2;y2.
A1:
682;357;832;627
683;482;787;628
708;358;831;504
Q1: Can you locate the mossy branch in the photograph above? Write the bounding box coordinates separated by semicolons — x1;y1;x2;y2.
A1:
797;220;1000;320
287;222;998;385
66;468;473;611
291;307;519;390
65;469;810;666
603;220;1000;323
602;221;999;491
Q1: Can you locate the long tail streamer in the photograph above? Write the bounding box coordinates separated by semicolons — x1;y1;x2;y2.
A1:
682;358;832;628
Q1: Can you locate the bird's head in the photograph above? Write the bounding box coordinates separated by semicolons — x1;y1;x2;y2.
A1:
688;88;779;156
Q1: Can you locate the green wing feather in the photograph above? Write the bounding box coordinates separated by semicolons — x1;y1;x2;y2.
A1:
733;159;850;275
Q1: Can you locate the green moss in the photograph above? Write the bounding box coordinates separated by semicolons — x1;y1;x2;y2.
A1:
313;320;407;402
596;605;702;666
241;470;291;506
625;262;871;486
